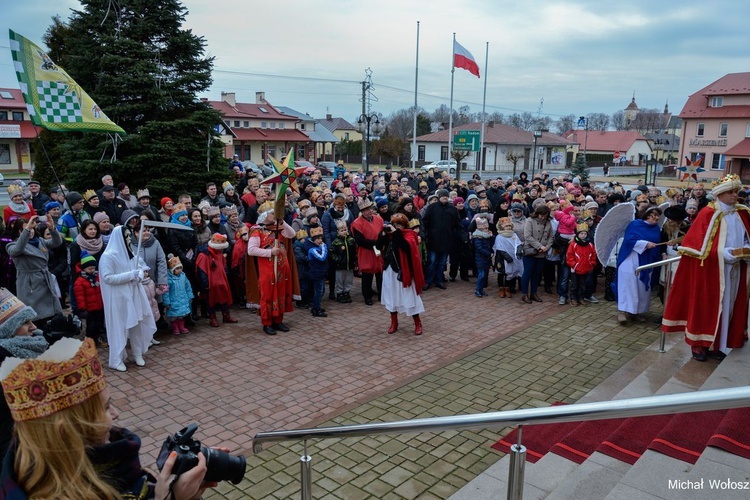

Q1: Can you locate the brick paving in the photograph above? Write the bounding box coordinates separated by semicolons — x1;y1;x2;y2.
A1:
103;279;662;499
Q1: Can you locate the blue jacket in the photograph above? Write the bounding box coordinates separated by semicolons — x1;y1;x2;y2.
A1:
163;271;194;318
305;238;329;281
472;233;494;269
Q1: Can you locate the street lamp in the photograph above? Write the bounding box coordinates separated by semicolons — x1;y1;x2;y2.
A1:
531;130;543;180
357;113;380;173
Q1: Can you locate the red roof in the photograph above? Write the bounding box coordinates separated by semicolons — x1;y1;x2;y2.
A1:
208;100;297;121
563;130;647;153
417;123;576;147
0;121;38;139
680;73;750;119
724;138;750;157
0;88;28;109
232;128;310;142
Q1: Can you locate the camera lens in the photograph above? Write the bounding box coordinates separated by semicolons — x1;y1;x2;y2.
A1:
201;446;247;485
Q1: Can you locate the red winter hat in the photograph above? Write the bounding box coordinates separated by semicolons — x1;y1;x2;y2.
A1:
161;197;173;209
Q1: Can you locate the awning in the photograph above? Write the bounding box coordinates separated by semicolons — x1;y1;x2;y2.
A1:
724;138;750;157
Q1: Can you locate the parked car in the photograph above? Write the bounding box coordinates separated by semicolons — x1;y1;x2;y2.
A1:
294;160;316;175
421;160;457;175
316;161;337;176
241;161;264;177
261;159;279;177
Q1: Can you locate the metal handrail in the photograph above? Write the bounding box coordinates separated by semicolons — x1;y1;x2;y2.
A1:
253;387;750;500
635;255;681;352
253;387;749;451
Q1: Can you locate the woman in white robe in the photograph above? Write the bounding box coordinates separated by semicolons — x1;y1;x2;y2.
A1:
100;226;156;371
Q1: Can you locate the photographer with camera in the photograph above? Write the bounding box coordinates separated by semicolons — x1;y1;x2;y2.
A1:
0;288;81;458
0;337;237;499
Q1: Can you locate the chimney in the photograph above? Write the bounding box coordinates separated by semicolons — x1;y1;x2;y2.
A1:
221;92;235;106
326;114;332;121
488;120;494;128
256;92;266;104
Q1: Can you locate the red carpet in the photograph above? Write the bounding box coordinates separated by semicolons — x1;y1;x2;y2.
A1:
597;414;673;465
707;408;750;460
648;410;727;464
551;418;626;464
491;403;578;463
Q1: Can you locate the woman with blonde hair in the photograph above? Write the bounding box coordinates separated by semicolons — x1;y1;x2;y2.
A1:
0;338;211;499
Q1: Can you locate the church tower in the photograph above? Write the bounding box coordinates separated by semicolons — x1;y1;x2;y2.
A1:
624;93;639;128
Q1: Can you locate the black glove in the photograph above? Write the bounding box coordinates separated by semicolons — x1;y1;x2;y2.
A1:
498;250;513;263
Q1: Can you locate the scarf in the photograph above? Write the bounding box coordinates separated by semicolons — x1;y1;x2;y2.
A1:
472;229;492;239
0;332;49;359
170;210;190;226
101;230;112;246
76;233;103;254
498;229;515;238
225;218;242;236
81;270;100;288
88;427;152;498
397;229;425;292
7;200;30;215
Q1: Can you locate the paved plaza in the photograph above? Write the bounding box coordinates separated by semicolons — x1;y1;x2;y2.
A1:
103;279;664;499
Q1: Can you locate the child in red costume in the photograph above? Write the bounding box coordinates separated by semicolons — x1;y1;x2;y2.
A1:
195;233;238;327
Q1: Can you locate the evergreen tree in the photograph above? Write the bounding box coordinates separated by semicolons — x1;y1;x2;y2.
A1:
571;152;589;181
33;0;227;198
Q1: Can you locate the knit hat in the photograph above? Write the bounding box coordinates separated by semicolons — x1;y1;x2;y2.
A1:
136;189;150;200
453;197;465;206
584;201;599;212
7;185;22;197
80;255;97;269
66;191;84;206
161;197;173;209
303;207;319;219
83;189;98;202
167;253;183;271
531;198;546;210
511;202;524;212
208;233;229;250
475;216;489;229
0;338;105;422
474;184;486;194
712;173;743;196
43;201;61;212
197;200;211;212
685;198;699;209
376;197;388;208
0;289;37;340
309;227;324;239
222;181;235;194
93;212;109;224
437;189;449;198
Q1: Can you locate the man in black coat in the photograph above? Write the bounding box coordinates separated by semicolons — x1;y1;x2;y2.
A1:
421;189;459;290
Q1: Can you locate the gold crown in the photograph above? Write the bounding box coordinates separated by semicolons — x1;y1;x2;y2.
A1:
83;189;98;202
712;173;741;187
136;189;150;199
7;184;23;197
576;222;589;233
258;201;275;214
295;229;308;240
1;338;105;422
408;218;421;228
310;227;324;237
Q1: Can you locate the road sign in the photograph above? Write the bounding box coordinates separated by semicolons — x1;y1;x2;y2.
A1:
614;151;621;159
453;130;480;152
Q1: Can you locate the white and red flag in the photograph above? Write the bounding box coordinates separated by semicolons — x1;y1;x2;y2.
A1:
453;40;480;78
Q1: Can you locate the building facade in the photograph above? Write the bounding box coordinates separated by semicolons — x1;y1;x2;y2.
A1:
0;88;36;174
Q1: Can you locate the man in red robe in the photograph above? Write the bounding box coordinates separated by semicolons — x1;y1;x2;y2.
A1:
662;174;750;361
350;199;384;305
247;202;295;335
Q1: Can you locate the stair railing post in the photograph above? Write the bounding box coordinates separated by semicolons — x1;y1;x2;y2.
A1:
507;425;526;500
300;440;312;500
659;262;675;353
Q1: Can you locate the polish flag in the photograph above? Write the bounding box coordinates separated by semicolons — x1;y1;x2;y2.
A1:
453;41;480;78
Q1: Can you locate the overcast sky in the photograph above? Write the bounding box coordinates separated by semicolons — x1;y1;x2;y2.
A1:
2;0;749;125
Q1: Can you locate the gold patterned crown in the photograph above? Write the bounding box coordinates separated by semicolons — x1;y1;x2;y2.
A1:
258;201;275;215
408;218;421;228
1;338;105;422
310;227;324;238
295;229;308;240
136;189;150;200
83;189;98;202
712;173;743;196
576;222;589;233
7;184;23;197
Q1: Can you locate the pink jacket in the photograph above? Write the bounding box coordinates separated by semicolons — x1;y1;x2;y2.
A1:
554;205;576;236
142;277;161;322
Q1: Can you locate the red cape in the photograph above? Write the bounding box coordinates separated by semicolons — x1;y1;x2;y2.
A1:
399;229;425;294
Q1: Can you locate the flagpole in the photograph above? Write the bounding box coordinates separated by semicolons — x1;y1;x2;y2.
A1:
479;42;488;173
448;33;456;175
411;21;420;171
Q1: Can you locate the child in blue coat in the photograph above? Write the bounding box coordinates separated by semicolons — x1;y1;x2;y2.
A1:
472;216;494;297
305;227;329;317
163;254;194;335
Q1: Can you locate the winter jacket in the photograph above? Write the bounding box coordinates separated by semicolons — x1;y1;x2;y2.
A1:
142;276;161;322
129;234;168;287
73;272;104;312
329;235;357;271
554;205;577;236
163;271;194;318
565;239;598;275
422;201;460;253
522;217;554;259
305;238;329;281
472;231;494;269
321;207;354;246
167;227;198;270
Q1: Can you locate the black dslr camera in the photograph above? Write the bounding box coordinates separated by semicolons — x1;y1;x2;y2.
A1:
42;313;82;344
156;424;246;484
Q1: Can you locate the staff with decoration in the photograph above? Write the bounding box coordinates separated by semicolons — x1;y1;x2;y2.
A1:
662;174;750;361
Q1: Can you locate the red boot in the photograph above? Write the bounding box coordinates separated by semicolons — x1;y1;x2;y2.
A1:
178;318;190;334
387;312;399;334
209;313;219;328
222;310;239;324
413;314;423;336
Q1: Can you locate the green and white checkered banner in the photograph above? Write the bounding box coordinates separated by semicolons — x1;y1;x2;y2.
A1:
36;81;83;124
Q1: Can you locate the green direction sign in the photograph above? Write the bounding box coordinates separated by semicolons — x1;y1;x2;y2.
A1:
453;130;480;151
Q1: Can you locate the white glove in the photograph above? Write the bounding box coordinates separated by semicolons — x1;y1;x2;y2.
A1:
723;248;738;265
132;269;145;281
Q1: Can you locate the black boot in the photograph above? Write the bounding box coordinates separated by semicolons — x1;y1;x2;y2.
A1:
311;307;328;317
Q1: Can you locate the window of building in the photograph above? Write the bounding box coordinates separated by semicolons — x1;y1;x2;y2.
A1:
233;120;240;127
234;145;241;157
746;123;750;138
696;123;705;137
261;121;267;129
0;91;13;99
0;144;10;164
279;123;284;129
300;123;306;131
224;120;231;128
243;121;249;128
711;96;723;108
243;145;251;160
258;107;269;114
265;146;276;159
344;132;349;140
12;112;23;121
711;153;725;170
719;123;728;137
418;145;425;161
441;146;448;161
270;122;276;129
0;111;7;121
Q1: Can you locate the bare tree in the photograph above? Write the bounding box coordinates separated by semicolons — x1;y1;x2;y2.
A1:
432;104;452;124
383;108;414;140
506;148;525;177
489;111;505;124
587;113;610;131
508;113;523;128
631;108;663;134
519;112;536;130
555;114;576;134
611;110;625;131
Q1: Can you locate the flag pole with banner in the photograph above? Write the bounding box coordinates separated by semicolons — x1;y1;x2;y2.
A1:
411;21;420;171
448;35;480;179
9;29;125;134
479;42;489;171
